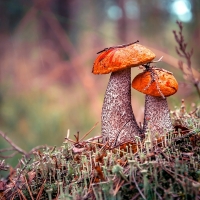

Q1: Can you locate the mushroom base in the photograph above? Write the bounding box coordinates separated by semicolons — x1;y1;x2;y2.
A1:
143;95;173;138
101;68;141;146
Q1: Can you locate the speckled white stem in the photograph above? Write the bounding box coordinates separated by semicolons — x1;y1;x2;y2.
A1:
101;68;141;146
143;95;173;137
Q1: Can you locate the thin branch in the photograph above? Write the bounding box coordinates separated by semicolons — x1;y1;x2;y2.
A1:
0;131;26;155
132;173;146;200
0;147;15;153
27;145;47;156
0;152;18;159
80;122;99;142
96;40;139;54
17;188;27;200
64;137;76;144
154;188;163;200
8;157;32;199
24;175;34;200
86;135;102;142
36;179;46;200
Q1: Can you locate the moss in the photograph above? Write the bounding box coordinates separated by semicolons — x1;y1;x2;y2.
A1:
1;101;200;199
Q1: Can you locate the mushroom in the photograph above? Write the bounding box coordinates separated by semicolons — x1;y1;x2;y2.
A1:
132;67;178;138
92;42;155;146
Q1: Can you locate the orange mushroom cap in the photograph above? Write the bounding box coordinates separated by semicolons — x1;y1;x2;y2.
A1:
92;43;156;74
132;69;178;97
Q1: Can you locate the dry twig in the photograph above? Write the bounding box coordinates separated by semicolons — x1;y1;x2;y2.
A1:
0;131;26;155
173;21;200;98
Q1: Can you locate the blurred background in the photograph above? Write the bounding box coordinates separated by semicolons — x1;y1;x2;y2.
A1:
0;0;200;166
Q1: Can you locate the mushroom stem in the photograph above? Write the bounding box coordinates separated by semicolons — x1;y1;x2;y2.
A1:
143;95;173;137
102;68;141;146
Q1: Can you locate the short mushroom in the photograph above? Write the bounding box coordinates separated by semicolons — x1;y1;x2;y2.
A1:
92;42;155;146
132;67;178;138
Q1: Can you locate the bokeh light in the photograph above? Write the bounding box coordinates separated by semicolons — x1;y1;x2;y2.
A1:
107;5;122;20
124;0;139;19
170;0;192;22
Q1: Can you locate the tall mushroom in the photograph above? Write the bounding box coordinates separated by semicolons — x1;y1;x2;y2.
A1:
132;68;178;138
92;42;155;146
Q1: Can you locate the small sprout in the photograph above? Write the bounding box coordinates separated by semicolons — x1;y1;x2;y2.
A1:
129;143;133;158
145;140;151;155
140;169;148;197
45;188;53;200
128;159;137;181
58;181;64;198
140;169;148;174
139;152;146;163
192;182;200;188
102;166;107;178
82;170;88;187
112;164;128;182
56;169;61;181
128;159;137;165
